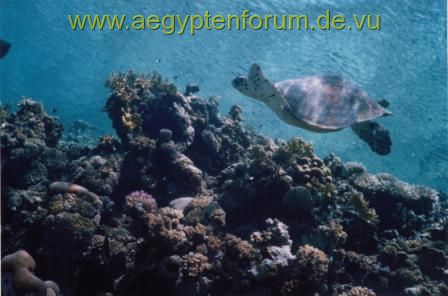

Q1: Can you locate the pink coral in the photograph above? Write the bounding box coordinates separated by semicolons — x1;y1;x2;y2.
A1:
126;190;157;213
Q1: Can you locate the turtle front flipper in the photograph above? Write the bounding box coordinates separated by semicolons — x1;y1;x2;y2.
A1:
232;63;280;103
247;63;280;102
351;121;392;155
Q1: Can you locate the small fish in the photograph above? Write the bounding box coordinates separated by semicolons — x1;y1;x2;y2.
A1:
169;197;194;211
52;108;58;113
0;39;11;60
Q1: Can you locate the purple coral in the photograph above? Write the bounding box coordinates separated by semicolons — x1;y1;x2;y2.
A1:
126;190;157;213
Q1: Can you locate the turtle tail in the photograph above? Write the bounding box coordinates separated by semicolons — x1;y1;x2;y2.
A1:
351;120;392;155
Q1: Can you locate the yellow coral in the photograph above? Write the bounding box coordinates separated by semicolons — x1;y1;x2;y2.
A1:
347;191;379;225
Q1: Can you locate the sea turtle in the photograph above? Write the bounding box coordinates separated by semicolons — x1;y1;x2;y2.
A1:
232;64;392;155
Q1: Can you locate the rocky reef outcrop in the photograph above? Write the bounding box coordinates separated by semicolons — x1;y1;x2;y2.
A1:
1;72;447;296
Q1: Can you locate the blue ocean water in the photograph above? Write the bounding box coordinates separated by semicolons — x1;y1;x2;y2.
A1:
0;0;446;190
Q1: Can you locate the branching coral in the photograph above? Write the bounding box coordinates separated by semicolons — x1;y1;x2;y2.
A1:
224;234;258;262
351;173;439;234
126;190;157;213
273;137;315;164
318;221;348;250
338;286;376;296
106;71;177;98
180;252;211;279
95;134;121;154
296;245;329;284
146;207;188;252
104;71;179;145
353;173;438;209
182;197;226;227
345;191;379;225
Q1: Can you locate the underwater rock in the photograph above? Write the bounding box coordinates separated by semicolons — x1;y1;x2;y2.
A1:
282;186;315;211
1;189;48;248
1;250;60;296
333;249;383;289
417;246;448;279
154;137;204;196
344;162;368;178
1;99;63;189
69;154;121;196
290;155;333;188
251;218;293;248
0;39;11;59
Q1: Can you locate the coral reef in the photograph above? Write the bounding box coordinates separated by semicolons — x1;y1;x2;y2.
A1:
1;71;447;296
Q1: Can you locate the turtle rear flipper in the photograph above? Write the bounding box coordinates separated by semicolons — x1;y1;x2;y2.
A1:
351;121;392;155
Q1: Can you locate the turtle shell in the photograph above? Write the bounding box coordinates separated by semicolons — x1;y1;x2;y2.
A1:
275;75;390;129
